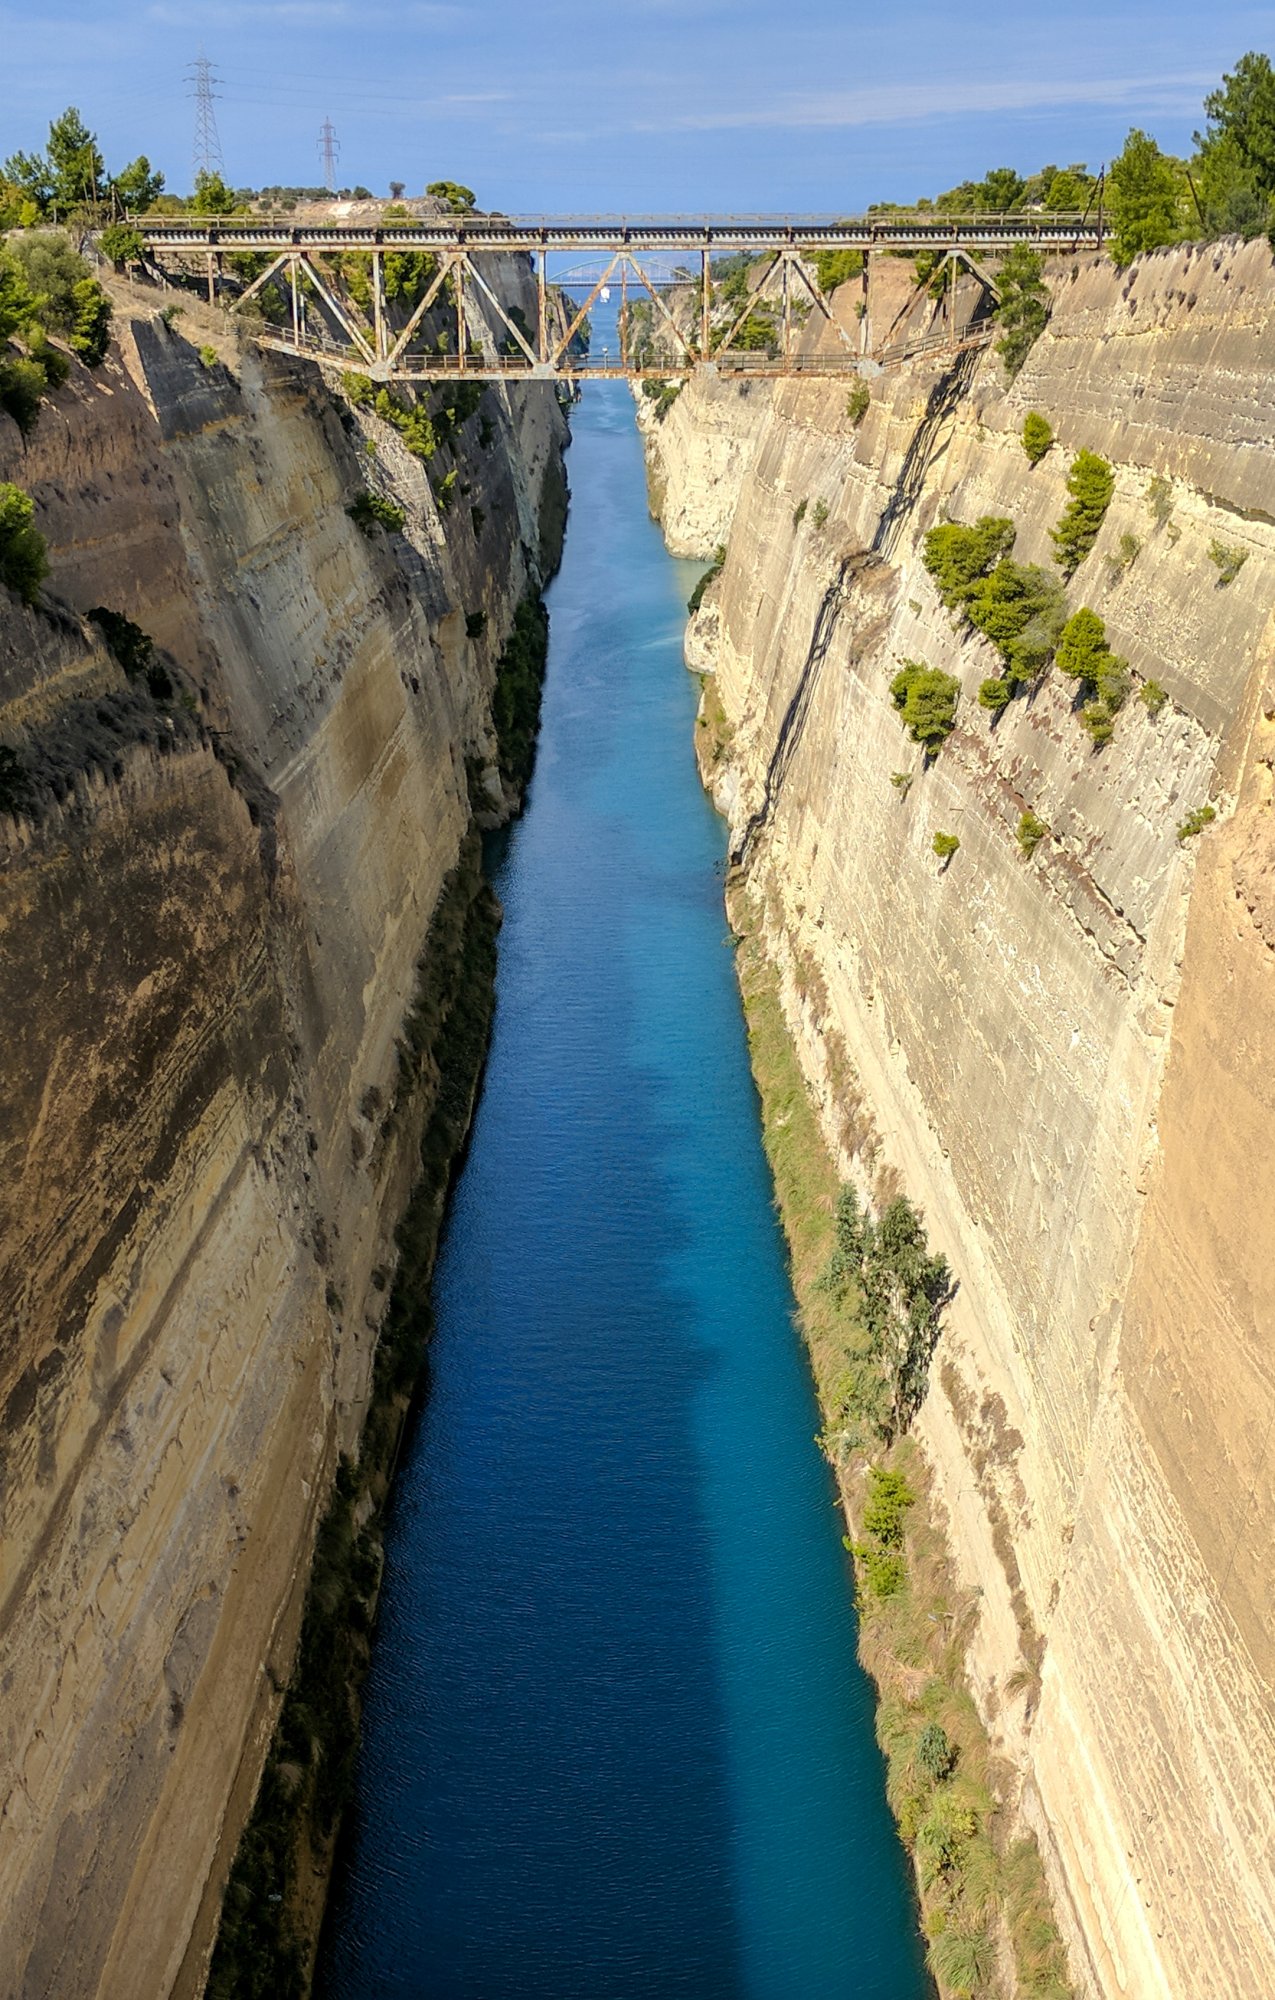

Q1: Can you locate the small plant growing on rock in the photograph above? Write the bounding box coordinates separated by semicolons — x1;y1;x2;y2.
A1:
978;675;1013;712
1140;678;1168;715
1056;607;1129;747
890;770;913;796
1021;411;1053;464
890;660;961;751
346;489;405;536
0;483;49;604
932;830;960;861
1051;450;1115;576
198;344;218;369
1177;803;1216;841
917;1721;958;1783
1080;700;1116;746
846;381;870;426
1106;530;1141;581
812;498;830;529
1146;473;1173;528
1017;810;1049;856
792;497;809;528
1208;539;1248;585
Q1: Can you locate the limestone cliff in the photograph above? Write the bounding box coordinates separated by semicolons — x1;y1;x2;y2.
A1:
642;240;1275;1998
0;278;566;1998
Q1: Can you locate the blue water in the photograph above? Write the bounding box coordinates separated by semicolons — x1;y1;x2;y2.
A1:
318;382;929;2000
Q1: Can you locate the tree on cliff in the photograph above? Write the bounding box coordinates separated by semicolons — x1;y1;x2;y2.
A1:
993;245;1049;378
1194;51;1275;237
1108;130;1188;263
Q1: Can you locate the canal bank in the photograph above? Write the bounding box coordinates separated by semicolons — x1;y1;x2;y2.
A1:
317;379;930;2000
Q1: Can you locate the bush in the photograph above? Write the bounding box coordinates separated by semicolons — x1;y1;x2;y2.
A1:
346;489;405;536
815;247;864;293
890;770;913;794
890;660;960;750
1051;450;1114;576
0;482;48;602
98;222;144;268
792;497;808;528
995;244;1049;378
1021;411;1053;464
812;498;830;529
1017;809;1049;856
1080;700;1115;746
932;830;960;860
928;1923;996;1997
1056;605;1129;745
917;1721;957;1782
978;675;1012;712
1055;606;1108;684
27;329;69;387
923;516;1016;610
863;1466;916;1546
688;545;726;615
964;560;1065;684
1146;474;1173;527
426;179;475;212
1140;678;1168;715
0;356;47;434
198;344;218;369
1208;539;1248;585
852;1542;907;1598
341;370;374;406
1177;803;1216;841
846;380;870;426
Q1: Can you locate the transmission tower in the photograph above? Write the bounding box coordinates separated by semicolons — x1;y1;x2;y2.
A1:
318;117;340;194
187;52;225;182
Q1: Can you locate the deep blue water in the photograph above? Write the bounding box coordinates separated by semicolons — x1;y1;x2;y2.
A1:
317;382;929;2000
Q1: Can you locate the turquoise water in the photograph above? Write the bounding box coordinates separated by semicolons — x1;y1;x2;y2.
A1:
318;382;930;1999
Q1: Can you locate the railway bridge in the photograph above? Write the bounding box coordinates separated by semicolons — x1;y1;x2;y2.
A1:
135;212;1107;383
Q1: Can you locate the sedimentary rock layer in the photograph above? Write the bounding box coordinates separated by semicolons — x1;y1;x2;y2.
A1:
643;238;1275;1999
0;284;566;1998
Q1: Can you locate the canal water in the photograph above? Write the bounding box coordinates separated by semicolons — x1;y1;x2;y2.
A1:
317;381;929;1999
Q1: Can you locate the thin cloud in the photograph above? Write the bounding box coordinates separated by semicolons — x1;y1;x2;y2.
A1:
627;70;1215;134
145;1;459;22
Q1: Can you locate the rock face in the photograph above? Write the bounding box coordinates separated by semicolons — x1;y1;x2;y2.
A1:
642;240;1275;1999
0;289;566;1998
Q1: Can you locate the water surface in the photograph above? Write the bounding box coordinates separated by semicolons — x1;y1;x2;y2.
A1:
319;381;929;2000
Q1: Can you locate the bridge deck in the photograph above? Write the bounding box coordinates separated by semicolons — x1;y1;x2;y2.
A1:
137;212;1105;255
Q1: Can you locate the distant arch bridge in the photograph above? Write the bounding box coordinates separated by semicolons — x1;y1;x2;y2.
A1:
135;213;1106;383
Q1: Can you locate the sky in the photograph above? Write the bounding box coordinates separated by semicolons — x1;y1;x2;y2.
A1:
1;2;1271;212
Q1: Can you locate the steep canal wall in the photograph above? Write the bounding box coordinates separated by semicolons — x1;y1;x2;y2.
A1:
641;237;1275;2000
0;269;567;1997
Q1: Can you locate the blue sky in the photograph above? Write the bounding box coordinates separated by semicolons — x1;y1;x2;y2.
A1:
1;2;1269;210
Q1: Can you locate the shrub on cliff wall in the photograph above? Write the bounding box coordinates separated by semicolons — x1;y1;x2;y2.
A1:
687;544;726;615
923;516;1016;611
1021;411;1053;464
492;593;550;794
1051;451;1114;576
994;244;1049;378
889;660;960;751
923;518;1064;695
0;482;48;602
1056;606;1129;746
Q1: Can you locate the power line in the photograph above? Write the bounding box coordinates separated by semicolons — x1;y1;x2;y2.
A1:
318;116;340;194
187;51;225;182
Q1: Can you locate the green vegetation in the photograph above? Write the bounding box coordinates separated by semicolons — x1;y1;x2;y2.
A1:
816;1183;953;1444
1050;450;1115;577
1107;128;1190;263
87;606;172;698
346;489;405;536
812;498;830;529
889;660;960;751
1;231;111;368
1208;538;1248;584
492;594;550;794
1177;803;1216;841
98;222;144;268
1141;678;1168;715
1021;411;1054;464
1146;474;1173;529
0;355;45;433
994;245;1049;378
932;830;960;861
792;497;808;528
198;344;218;369
1056;607;1130;745
1195;53;1275;239
889;770;913;796
923;515;1065;700
3;106;161;221
1017;810;1049;856
641;378;682;422
846;380;870;427
426;179;476;212
0;483;48;602
814;247;864;294
918;1721;957;1782
851;1469;915;1599
1108;529;1141;580
687;544;726;615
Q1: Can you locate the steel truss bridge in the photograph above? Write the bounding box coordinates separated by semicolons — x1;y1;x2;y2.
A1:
136;213;1107;385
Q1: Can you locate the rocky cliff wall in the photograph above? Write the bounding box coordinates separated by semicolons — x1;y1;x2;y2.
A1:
0;280;567;1998
642;239;1275;1998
